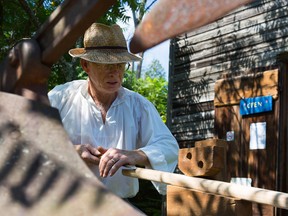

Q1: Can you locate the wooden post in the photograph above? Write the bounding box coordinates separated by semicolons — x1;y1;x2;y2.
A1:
167;185;252;216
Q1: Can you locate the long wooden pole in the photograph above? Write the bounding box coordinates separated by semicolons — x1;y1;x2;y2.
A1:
122;167;288;210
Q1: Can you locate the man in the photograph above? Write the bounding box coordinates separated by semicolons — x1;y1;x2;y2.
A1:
48;23;179;198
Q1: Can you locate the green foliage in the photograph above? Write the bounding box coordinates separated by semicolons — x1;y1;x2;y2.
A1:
123;63;168;123
135;77;168;123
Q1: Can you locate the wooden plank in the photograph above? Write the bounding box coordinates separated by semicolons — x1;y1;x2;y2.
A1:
172;100;214;112
171;52;280;83
172;82;215;97
176;0;288;43
214;69;278;106
172;64;225;81
172;87;215;101
167;185;252;216
170;119;214;133
177;0;284;39
171;110;215;124
173;129;215;141
175;41;288;73
175;26;288;64
172;91;215;104
172;102;214;122
176;11;288;50
176;8;288;52
176;16;288;57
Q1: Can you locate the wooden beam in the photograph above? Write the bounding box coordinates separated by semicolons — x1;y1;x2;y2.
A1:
130;0;255;53
34;0;117;66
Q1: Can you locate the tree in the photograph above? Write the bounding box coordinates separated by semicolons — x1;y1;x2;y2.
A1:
144;59;166;79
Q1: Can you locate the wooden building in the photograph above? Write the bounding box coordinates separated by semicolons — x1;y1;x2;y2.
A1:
167;0;288;215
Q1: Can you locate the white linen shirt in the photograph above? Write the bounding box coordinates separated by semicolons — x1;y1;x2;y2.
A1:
48;80;179;198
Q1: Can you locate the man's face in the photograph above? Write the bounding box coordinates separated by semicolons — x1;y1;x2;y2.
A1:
81;60;125;94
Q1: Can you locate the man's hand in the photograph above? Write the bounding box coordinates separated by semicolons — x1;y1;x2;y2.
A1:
74;144;102;165
98;147;150;178
75;145;151;178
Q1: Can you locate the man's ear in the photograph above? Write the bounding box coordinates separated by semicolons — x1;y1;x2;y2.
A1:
80;59;89;73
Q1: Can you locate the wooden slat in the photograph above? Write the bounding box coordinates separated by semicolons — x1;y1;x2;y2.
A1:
174;40;288;73
176;0;281;39
173;129;215;141
171;119;214;133
177;0;287;40
176;1;288;49
172;110;215;124
175;27;288;65
172;91;215;104
214;69;278;106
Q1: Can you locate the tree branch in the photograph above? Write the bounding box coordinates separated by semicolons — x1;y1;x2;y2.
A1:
145;0;157;12
18;0;41;28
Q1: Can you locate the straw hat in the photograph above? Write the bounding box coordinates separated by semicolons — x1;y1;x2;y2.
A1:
69;23;141;64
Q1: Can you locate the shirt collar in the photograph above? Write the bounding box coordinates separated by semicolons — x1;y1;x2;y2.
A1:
80;79;128;107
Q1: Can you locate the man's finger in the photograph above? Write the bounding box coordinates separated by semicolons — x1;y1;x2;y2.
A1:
81;151;100;164
86;145;102;157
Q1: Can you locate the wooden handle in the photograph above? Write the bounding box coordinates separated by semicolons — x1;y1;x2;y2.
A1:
122;167;288;210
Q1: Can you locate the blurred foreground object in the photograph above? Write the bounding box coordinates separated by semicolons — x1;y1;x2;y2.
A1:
130;0;255;53
0;0;144;215
0;92;143;215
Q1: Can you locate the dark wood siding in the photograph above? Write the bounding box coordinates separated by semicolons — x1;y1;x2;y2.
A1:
168;0;288;148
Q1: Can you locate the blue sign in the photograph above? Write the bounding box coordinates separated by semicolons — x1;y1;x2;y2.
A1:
240;96;273;115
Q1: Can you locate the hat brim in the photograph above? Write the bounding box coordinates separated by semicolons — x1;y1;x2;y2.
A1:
69;48;142;64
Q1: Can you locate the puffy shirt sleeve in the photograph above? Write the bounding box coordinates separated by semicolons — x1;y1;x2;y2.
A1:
48;84;66;110
137;96;179;194
48;80;85;112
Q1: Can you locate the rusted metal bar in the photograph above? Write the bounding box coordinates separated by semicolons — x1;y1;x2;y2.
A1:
122;167;288;210
130;0;255;53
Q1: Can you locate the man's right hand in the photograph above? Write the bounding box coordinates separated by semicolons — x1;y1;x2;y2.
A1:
74;144;102;165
